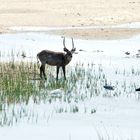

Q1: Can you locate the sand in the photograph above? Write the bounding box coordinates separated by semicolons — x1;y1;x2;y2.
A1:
0;0;140;39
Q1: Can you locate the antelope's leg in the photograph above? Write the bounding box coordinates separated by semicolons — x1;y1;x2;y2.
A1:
40;65;43;79
62;66;66;80
42;64;46;80
56;66;60;80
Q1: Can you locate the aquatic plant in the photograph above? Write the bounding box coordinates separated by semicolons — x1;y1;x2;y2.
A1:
0;51;140;126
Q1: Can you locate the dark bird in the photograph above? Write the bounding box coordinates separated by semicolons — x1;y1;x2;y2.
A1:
136;53;140;58
21;52;26;58
135;88;140;91
125;52;130;55
103;85;114;90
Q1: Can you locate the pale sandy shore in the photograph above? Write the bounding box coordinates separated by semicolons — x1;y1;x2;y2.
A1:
0;0;140;39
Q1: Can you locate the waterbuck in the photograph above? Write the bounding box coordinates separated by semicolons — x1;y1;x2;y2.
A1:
37;37;76;80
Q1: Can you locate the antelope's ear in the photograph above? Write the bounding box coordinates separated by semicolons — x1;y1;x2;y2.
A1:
63;47;69;52
71;48;76;53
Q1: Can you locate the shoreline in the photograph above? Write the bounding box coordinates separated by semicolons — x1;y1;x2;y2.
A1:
1;24;140;40
46;27;140;40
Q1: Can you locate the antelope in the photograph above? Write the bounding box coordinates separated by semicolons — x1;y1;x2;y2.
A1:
37;37;76;80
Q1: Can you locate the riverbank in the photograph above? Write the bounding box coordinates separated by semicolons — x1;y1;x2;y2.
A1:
0;0;140;39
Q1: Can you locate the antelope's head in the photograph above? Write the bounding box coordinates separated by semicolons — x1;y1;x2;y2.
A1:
63;37;76;55
62;37;76;64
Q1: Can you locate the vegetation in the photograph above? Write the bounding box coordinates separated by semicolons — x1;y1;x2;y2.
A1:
0;52;140;126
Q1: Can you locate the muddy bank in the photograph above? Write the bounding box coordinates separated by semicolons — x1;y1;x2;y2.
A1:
0;0;140;39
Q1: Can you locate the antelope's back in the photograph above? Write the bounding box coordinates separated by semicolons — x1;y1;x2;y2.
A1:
37;50;65;66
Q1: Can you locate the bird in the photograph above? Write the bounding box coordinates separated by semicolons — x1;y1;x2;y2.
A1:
103;85;114;90
50;88;64;98
136;53;140;58
135;88;140;91
135;88;140;99
21;52;26;58
125;52;130;55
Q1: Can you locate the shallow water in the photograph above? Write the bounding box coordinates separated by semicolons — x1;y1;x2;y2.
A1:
0;32;140;140
0;31;140;59
1;32;140;90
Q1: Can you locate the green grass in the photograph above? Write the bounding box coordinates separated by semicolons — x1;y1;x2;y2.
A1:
0;60;40;126
0;59;107;126
0;61;39;104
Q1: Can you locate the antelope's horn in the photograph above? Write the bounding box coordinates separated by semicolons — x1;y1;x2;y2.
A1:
71;38;74;48
63;37;66;48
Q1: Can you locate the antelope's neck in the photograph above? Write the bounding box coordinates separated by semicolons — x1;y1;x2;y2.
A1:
64;54;72;65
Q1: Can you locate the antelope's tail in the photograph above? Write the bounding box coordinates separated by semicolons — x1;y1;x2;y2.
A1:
36;54;40;68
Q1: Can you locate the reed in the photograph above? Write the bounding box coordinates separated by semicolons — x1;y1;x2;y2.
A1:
0;61;39;105
1;53;140;126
